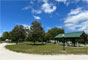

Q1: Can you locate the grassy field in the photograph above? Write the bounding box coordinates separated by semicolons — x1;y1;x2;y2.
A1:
5;43;88;55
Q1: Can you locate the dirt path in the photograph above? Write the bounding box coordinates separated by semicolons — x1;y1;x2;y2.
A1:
0;43;88;60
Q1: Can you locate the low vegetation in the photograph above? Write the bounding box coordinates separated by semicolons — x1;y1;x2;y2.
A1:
5;43;88;55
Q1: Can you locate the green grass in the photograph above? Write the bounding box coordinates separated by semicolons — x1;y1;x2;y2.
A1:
5;43;88;55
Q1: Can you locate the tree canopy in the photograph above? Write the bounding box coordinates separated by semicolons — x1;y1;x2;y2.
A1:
28;21;45;44
1;21;65;44
1;32;10;41
10;25;26;44
45;27;64;40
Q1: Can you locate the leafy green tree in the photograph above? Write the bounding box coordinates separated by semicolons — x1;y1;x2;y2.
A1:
10;25;26;44
46;27;64;40
1;32;10;41
28;21;45;44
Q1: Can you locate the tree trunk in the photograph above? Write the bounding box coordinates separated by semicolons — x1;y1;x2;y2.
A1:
34;41;36;45
16;38;19;44
74;40;76;47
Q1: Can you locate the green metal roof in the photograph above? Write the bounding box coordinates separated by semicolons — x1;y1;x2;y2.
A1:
55;31;84;38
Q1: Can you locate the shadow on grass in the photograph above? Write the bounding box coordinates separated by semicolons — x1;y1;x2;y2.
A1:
27;43;46;46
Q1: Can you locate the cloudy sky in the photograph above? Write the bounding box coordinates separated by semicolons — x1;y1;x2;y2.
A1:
0;0;88;37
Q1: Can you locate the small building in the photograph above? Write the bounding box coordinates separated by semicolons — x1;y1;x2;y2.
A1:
55;31;88;47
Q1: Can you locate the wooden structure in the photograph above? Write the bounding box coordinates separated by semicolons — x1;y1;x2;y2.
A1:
55;31;88;47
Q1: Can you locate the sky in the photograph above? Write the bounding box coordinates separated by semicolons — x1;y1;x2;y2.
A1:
0;0;88;37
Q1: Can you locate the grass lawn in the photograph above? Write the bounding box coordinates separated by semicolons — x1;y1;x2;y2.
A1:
5;43;88;55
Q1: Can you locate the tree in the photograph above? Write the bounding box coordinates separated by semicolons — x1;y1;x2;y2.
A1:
10;25;26;44
28;21;45;44
46;27;64;41
1;32;10;41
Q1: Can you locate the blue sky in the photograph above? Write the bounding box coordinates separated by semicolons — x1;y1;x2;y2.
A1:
0;0;88;36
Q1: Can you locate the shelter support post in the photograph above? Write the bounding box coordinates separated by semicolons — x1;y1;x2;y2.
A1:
72;38;76;47
75;39;79;47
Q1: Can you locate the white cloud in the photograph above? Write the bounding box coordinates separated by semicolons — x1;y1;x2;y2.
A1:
83;0;88;3
22;24;30;30
41;2;56;13
33;16;41;20
56;26;62;28
77;21;88;32
68;7;82;16
56;0;81;6
43;0;48;3
22;0;56;14
64;7;88;33
55;0;67;3
22;0;85;14
22;6;31;10
55;0;70;6
65;11;88;23
32;9;42;14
